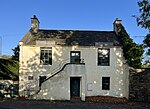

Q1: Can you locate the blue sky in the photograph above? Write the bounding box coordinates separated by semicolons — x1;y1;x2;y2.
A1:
0;0;148;55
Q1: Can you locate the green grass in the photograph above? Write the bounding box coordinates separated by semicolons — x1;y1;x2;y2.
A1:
141;65;150;68
0;58;19;80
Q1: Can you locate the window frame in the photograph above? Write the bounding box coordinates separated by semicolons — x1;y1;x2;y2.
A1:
98;48;110;66
40;47;52;65
70;51;81;63
102;77;110;90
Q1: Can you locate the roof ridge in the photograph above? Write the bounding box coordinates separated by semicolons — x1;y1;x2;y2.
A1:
38;29;115;32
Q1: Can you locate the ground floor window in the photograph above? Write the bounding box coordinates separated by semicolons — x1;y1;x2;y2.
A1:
102;77;110;90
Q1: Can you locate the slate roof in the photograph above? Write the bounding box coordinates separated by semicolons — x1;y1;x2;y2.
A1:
21;29;121;46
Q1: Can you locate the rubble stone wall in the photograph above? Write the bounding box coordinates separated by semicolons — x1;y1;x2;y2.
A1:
129;68;150;102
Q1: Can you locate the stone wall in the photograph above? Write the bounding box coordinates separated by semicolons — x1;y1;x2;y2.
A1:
129;68;150;102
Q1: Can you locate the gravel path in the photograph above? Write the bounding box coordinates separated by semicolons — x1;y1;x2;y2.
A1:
0;99;149;109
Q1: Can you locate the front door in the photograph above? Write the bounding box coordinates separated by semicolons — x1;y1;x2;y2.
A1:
70;77;80;97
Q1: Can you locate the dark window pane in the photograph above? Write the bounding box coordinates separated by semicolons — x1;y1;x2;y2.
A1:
70;51;80;63
40;50;44;59
102;77;110;90
49;58;52;64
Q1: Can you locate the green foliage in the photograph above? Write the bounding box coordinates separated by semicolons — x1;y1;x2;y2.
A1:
143;34;150;55
118;25;144;68
133;0;150;31
133;0;150;66
143;34;150;47
143;34;150;65
12;45;19;61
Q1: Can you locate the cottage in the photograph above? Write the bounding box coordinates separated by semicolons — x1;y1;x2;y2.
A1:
19;15;129;101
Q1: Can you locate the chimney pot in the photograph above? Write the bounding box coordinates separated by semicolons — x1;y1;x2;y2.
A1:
113;18;122;35
33;15;36;18
31;15;40;33
114;18;122;24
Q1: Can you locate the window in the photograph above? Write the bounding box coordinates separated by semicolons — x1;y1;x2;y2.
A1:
40;47;52;65
28;76;34;80
70;51;81;63
98;48;110;66
39;76;46;87
102;77;110;90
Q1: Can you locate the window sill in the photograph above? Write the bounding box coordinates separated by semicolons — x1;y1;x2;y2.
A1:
70;63;85;65
39;64;52;67
98;65;110;66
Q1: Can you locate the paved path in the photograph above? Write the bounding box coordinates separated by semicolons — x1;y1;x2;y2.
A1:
0;99;149;109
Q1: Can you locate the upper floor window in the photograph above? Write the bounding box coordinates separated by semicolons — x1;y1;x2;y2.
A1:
70;51;81;63
40;47;52;65
98;48;110;66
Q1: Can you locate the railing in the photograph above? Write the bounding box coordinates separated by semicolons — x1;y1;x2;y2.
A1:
23;58;85;98
44;63;71;82
43;58;85;82
45;58;69;78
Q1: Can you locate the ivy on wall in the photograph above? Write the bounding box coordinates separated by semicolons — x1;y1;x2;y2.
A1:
118;25;144;68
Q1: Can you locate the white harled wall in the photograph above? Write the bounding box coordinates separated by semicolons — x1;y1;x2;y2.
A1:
19;44;129;100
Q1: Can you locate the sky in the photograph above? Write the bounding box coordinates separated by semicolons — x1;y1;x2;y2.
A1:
0;0;148;55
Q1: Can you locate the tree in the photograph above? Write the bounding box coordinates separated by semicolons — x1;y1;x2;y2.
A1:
133;0;150;66
133;0;150;31
12;45;19;60
143;34;150;53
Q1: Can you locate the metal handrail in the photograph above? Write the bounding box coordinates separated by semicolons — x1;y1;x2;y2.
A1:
24;58;85;98
22;59;69;88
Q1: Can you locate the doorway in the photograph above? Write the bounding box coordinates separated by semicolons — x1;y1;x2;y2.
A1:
70;77;80;98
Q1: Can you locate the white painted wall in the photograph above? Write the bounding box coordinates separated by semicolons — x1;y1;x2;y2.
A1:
35;64;86;101
19;44;129;100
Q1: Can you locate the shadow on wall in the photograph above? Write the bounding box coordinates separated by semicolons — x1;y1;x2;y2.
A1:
113;48;128;98
19;46;129;99
19;46;71;99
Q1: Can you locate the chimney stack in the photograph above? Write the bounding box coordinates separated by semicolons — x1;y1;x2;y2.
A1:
31;15;40;33
113;18;122;35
